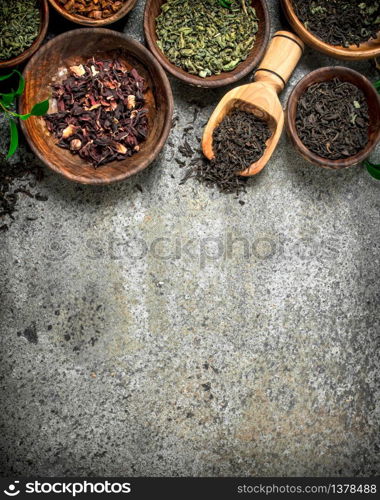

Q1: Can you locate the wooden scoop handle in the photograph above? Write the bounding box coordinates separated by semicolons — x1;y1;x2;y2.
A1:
254;31;304;93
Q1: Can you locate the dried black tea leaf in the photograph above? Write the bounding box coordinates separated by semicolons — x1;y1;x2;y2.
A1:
295;78;369;160
292;0;380;48
184;109;271;194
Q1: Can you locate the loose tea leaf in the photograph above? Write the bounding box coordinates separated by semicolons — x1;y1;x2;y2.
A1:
292;0;380;47
296;78;369;160
0;152;45;228
44;58;149;168
156;0;259;77
183;109;271;194
0;0;41;61
57;0;125;19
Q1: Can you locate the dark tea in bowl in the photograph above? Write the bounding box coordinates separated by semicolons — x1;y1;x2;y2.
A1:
285;67;380;169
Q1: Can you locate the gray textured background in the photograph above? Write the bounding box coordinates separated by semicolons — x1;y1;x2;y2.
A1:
1;0;379;477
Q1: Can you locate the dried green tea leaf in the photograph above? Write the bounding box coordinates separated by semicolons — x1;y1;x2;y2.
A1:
156;0;259;77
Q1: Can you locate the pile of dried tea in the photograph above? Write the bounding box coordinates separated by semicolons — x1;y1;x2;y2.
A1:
156;0;259;78
57;0;125;20
296;78;369;160
0;0;41;61
45;58;149;168
0;152;45;232
292;0;380;47
183;109;271;194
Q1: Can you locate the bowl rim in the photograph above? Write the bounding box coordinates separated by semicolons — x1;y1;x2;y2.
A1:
0;0;49;69
281;0;380;61
143;0;271;88
48;0;137;27
19;28;174;185
285;66;380;169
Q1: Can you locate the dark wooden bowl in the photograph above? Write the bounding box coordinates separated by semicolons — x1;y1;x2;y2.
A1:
0;0;49;69
144;0;271;88
285;67;380;170
281;0;380;61
19;29;174;185
48;0;137;27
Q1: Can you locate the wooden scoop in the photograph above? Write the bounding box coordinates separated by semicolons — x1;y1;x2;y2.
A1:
202;31;304;176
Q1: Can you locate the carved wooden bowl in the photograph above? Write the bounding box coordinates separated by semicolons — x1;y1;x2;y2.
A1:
48;0;137;26
281;0;380;61
19;29;174;184
286;67;380;169
0;0;49;69
144;0;271;88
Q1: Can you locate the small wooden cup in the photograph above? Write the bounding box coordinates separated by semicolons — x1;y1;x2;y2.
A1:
48;0;137;27
19;29;174;184
285;67;380;170
144;0;271;88
0;0;49;69
281;0;380;61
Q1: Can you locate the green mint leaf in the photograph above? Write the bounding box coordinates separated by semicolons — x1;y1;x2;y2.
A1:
0;71;18;82
12;112;32;121
365;160;380;180
0;92;16;108
6;119;19;158
30;99;49;116
15;74;25;96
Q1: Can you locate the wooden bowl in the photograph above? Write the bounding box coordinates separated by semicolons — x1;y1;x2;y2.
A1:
19;29;174;185
285;67;380;170
48;0;137;27
0;0;49;69
281;0;380;61
144;0;271;88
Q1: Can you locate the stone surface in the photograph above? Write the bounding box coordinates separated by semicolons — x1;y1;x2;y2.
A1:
0;0;379;477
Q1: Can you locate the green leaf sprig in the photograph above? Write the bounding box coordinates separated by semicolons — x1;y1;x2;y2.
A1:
364;79;380;180
0;70;49;158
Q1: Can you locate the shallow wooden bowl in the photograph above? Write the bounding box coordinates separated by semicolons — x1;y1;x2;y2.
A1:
19;29;174;185
48;0;137;26
144;0;271;88
0;0;49;69
281;0;380;61
285;67;380;170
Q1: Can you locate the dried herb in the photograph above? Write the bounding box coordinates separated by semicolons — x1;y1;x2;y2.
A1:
292;0;380;47
296;78;370;160
156;0;259;78
56;0;125;19
0;70;49;158
183;109;271;194
45;58;149;168
0;0;41;61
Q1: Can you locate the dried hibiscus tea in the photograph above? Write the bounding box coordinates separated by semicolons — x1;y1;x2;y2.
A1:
57;0;125;20
45;58;149;168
